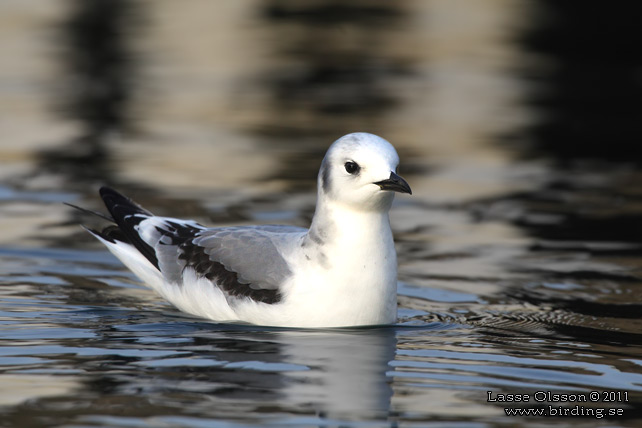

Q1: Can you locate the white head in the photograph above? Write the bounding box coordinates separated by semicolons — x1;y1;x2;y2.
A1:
318;133;411;211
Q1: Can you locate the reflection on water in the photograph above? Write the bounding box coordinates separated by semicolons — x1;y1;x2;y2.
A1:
2;0;642;426
56;0;141;138
3;247;642;426
517;1;642;162
37;0;144;186
0;248;397;425
250;0;413;189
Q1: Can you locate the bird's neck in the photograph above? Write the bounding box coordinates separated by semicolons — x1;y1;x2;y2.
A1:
307;199;393;250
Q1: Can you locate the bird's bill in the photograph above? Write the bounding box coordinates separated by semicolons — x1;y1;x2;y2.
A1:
374;172;412;195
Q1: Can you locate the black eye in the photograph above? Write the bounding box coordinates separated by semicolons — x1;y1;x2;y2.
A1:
344;161;360;175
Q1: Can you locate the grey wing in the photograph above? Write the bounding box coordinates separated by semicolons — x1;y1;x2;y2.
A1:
192;225;304;290
147;220;305;305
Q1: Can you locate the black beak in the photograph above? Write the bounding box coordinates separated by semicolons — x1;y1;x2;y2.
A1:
374;172;412;195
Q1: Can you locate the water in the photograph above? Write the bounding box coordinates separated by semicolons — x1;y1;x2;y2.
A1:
2;1;642;426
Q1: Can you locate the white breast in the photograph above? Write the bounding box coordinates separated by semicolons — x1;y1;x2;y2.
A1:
276;208;398;327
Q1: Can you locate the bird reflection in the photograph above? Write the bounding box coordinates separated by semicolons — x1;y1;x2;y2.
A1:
279;328;396;419
84;321;397;423
185;326;397;421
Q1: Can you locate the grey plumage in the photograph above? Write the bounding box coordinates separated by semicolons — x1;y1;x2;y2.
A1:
137;221;307;304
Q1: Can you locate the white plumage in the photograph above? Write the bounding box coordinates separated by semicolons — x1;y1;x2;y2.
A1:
80;133;411;328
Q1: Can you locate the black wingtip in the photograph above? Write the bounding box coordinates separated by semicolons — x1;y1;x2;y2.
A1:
97;187;160;270
99;186;153;217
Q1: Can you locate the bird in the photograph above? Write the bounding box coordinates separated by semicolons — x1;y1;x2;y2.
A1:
73;132;412;328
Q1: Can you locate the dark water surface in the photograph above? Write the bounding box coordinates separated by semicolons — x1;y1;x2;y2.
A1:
2;1;642;427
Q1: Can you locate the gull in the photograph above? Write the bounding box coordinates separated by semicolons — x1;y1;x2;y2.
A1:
75;133;411;328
